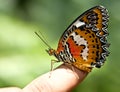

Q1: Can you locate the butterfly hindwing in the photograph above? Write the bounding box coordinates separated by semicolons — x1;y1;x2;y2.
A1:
46;5;109;72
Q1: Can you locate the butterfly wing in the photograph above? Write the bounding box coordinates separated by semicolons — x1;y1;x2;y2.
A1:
56;5;109;72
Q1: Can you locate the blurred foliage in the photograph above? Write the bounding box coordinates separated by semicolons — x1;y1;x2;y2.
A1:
0;0;120;92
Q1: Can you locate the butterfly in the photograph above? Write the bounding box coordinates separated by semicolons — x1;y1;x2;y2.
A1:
35;5;110;72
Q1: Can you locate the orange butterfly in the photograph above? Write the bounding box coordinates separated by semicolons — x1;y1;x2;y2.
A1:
35;5;110;72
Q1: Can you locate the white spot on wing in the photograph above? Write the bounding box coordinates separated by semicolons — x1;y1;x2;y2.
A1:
81;47;89;60
67;20;85;31
73;20;85;28
71;32;88;60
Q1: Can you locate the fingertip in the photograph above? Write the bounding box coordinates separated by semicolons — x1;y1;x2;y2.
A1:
23;64;88;92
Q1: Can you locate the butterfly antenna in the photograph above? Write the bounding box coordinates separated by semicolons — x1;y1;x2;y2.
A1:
35;31;52;49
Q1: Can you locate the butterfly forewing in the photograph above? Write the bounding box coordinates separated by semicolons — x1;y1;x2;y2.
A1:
50;5;109;72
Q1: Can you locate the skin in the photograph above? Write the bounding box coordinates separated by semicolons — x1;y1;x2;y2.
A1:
0;64;88;92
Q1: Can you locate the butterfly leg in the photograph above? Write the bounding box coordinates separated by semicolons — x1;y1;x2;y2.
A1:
51;59;60;71
49;59;59;78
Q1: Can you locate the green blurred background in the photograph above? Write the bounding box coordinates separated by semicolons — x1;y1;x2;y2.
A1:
0;0;119;92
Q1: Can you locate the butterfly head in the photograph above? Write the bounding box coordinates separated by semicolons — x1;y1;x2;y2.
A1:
46;48;56;56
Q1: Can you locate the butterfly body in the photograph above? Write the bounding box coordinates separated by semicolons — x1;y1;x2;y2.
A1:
45;5;109;72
